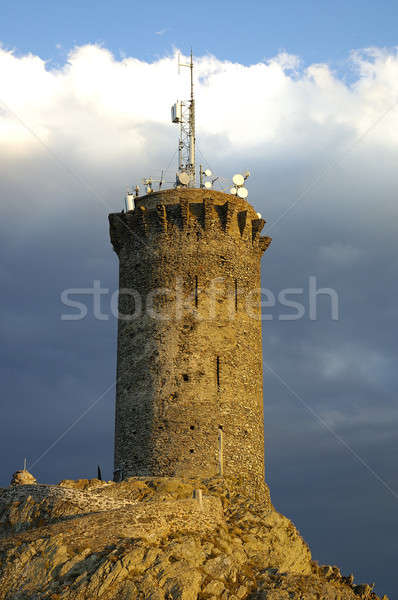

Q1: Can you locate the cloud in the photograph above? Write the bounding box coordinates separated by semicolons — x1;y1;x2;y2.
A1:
1;45;398;154
315;342;391;383
318;242;362;266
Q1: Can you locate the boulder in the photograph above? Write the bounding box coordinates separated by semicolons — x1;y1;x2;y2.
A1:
10;469;36;486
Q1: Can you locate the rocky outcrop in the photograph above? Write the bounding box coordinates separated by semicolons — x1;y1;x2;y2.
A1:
10;469;36;486
0;477;388;600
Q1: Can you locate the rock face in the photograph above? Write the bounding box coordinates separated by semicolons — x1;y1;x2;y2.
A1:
0;477;387;599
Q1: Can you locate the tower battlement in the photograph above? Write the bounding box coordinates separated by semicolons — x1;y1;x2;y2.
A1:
109;188;271;256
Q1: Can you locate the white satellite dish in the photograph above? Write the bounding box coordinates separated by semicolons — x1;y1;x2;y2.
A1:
204;168;212;177
232;173;244;186
204;181;212;189
178;172;190;186
237;187;248;199
230;187;237;195
256;212;262;219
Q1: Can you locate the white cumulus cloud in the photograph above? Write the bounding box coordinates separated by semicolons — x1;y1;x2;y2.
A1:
1;45;398;157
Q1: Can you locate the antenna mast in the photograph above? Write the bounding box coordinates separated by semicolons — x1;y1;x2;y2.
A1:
171;51;196;187
189;50;195;183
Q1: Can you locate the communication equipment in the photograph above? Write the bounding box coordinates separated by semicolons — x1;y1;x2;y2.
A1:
171;51;196;186
178;171;190;186
256;212;262;219
171;101;183;123
126;191;135;211
142;177;153;194
232;173;244;186
126;51;256;205
200;165;215;189
130;53;255;205
230;171;251;199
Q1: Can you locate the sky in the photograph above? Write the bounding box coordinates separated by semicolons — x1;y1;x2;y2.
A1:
0;1;398;597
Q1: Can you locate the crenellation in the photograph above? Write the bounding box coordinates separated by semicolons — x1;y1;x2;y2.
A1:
224;200;235;232
259;235;272;253
137;205;149;236
180;197;190;227
251;217;265;244
235;209;245;237
203;197;217;230
155;203;168;232
109;197;272;256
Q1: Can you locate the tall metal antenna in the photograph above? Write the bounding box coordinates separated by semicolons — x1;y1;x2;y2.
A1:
171;50;196;187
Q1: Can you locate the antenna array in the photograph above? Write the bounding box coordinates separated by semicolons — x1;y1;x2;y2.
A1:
230;171;250;198
125;50;254;205
171;51;196;187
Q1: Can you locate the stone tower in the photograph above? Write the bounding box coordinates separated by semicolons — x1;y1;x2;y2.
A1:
109;187;271;493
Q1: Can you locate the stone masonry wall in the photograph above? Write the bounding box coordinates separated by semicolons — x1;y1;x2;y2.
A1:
109;188;271;494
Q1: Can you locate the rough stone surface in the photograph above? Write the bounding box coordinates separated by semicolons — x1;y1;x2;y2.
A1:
0;476;387;600
10;470;37;486
109;188;271;494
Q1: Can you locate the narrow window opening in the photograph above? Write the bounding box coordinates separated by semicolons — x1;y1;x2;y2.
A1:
218;425;223;431
189;449;194;454
216;356;220;389
194;275;198;308
182;373;189;382
190;425;195;430
234;279;238;312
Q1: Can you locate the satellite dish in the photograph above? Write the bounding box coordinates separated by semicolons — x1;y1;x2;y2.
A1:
232;173;244;186
178;172;190;186
204;169;212;177
230;187;237;195
204;181;212;189
237;187;248;199
256;212;262;219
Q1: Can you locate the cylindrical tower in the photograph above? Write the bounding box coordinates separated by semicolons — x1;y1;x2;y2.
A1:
109;188;271;493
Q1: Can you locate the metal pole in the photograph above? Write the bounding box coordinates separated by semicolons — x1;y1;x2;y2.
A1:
199;164;203;188
189;50;196;186
218;428;224;477
193;488;203;508
179;121;183;172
